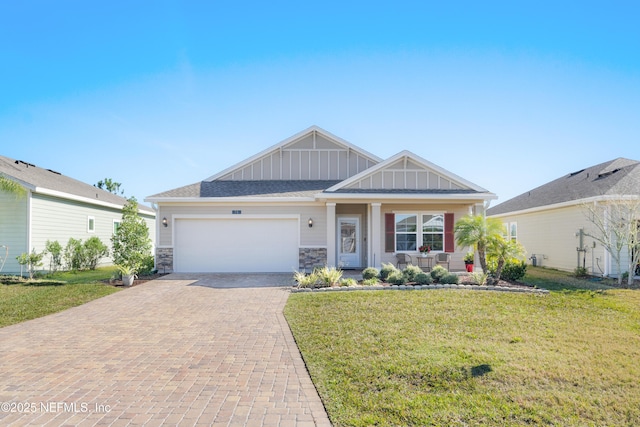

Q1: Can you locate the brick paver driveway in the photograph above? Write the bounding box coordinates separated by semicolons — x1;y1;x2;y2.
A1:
0;274;331;426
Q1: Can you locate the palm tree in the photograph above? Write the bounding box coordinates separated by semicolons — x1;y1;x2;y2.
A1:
454;214;504;273
489;237;525;280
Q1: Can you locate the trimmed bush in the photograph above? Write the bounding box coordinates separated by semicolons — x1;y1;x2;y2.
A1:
414;272;432;285
440;272;459;284
380;262;399;281
387;271;406;285
430;265;448;282
83;236;109;270
362;267;380;280
403;265;423;282
500;259;528;281
340;278;358;287
362;277;380;286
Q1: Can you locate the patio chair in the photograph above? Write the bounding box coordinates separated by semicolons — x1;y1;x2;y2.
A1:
395;253;412;269
435;252;450;270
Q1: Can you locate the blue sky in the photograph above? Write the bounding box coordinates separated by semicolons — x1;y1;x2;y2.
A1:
1;1;638;206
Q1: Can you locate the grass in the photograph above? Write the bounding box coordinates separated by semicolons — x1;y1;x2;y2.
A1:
284;267;640;426
0;267;120;327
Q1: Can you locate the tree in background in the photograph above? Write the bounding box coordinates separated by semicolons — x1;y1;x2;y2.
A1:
95;178;124;196
582;196;640;286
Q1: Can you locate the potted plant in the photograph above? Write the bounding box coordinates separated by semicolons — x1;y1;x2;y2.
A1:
418;245;431;257
464;252;475;272
116;264;137;287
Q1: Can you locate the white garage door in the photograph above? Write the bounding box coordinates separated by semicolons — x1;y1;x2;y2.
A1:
174;217;299;273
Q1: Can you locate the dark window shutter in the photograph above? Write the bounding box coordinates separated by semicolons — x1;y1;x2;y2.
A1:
444;213;454;253
385;213;395;252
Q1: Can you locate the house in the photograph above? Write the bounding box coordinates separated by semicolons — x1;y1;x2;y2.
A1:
145;126;496;273
487;158;640;277
0;156;155;274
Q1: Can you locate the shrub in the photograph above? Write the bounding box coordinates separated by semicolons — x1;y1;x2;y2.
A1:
138;254;156;276
340;278;358;287
362;277;380;286
294;271;319;288
83;237;109;270
380;262;399;281
44;240;63;273
387;271;406;285
362;267;380;280
500;259;528;281
315;266;343;287
64;238;85;271
414;272;432;285
440;272;459;284
470;272;489;285
430;265;448;282
402;265;423;282
574;266;589;278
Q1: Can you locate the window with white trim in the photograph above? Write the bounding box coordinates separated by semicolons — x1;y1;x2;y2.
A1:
395;213;444;252
113;220;121;234
88;216;95;233
502;221;518;241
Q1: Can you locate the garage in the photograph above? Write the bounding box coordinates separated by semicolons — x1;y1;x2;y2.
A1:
174;217;299;273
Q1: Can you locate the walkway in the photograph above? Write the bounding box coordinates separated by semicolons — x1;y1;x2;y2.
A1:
0;274;331;426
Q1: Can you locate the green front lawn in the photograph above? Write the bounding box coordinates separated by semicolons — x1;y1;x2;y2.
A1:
0;267;120;327
284;267;640;426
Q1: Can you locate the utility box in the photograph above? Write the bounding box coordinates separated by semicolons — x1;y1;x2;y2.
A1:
530;254;543;267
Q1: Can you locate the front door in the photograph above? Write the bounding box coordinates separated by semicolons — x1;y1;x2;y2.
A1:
337;217;360;268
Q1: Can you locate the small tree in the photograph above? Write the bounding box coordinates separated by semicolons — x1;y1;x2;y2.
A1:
83;237;109;270
111;197;152;274
44;240;63;273
16;249;44;279
64;237;85;271
582;196;640;286
487;237;525;281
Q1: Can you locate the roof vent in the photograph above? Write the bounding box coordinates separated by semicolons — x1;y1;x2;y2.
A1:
47;169;61;175
569;169;585;177
597;168;621;179
15;160;36;168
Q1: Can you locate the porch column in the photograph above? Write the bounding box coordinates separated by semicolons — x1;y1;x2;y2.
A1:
371;203;382;269
326;203;336;268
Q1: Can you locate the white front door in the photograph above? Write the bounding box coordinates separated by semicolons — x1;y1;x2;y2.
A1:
337;217;360;268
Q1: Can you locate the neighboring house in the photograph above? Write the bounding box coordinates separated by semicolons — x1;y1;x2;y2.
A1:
0;156;155;274
145;126;496;273
487;158;640;277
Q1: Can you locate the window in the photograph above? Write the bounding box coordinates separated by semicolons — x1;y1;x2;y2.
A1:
421;214;444;251
87;216;95;233
509;222;517;241
113;220;121;234
395;213;444;252
503;222;518;241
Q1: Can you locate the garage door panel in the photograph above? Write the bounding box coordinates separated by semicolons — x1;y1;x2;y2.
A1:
175;218;298;273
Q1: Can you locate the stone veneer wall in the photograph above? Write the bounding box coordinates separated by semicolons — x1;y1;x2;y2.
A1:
299;248;327;272
156;247;174;273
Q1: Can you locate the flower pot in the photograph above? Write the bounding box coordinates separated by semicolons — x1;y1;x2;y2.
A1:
465;264;474;273
122;274;135;287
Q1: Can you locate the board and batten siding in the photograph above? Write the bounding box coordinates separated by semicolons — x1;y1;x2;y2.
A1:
157;204;327;248
29;194;156;273
0;191;28;274
496;205;608;275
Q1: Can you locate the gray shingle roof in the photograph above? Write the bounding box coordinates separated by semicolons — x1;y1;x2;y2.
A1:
148;180;344;198
487;158;640;216
0;155;154;214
